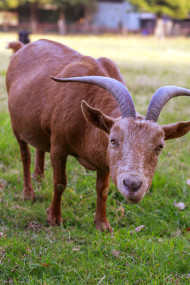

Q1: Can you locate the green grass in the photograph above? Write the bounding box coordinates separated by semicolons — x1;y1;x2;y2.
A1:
0;33;190;284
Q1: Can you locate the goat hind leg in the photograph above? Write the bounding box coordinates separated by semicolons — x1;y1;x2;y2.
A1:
94;171;112;232
32;149;45;179
17;139;35;201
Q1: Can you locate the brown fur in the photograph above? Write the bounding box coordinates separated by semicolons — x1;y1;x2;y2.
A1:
6;39;190;232
6;41;24;53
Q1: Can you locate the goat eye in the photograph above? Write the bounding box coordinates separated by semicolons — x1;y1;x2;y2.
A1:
154;144;164;154
110;139;119;146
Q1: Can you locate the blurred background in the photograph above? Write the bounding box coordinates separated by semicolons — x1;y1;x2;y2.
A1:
0;0;190;37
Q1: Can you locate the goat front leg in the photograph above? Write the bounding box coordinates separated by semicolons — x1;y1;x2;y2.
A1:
17;139;35;201
47;147;67;225
32;149;45;179
94;171;112;232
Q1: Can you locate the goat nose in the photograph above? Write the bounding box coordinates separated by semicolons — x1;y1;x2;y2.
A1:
123;178;142;192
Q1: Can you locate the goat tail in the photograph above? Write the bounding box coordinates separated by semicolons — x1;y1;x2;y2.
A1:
6;41;24;53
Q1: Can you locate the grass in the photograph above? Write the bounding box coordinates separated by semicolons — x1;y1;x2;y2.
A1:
0;33;190;284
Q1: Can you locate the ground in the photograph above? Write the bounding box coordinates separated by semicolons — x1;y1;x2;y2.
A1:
0;33;190;284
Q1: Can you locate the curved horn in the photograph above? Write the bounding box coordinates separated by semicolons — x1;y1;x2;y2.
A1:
146;86;190;122
50;76;136;119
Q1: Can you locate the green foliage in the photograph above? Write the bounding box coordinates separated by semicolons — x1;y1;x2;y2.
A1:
128;0;190;18
0;0;95;10
0;33;190;284
0;0;21;9
0;0;51;10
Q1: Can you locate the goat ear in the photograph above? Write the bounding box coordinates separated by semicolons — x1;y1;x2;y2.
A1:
162;121;190;140
81;100;115;134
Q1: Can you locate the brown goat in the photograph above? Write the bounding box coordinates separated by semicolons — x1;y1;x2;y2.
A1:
6;39;190;232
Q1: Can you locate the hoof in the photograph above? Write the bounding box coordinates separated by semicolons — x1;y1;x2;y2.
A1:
32;172;44;181
23;186;36;202
47;207;62;226
94;218;112;233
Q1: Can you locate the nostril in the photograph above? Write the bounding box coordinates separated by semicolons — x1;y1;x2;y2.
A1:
123;179;142;192
133;181;142;191
123;179;131;188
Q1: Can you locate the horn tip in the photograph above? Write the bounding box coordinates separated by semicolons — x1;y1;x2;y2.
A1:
49;76;58;81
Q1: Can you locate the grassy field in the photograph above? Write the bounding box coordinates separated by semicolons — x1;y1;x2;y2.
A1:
0;33;190;284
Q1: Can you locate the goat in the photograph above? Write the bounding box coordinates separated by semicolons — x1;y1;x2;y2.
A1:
6;39;190;232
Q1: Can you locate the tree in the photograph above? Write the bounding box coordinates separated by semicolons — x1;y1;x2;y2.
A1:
52;0;96;34
0;0;50;33
127;0;190;19
21;0;50;33
0;0;24;10
0;0;21;30
0;0;96;33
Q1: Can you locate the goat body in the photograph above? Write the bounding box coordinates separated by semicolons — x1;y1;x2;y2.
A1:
7;39;190;232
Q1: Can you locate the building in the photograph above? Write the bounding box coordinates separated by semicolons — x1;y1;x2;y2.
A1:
94;0;142;33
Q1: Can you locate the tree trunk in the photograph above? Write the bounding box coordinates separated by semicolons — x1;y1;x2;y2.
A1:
2;12;8;32
58;9;66;35
30;3;38;34
84;2;96;33
84;5;90;33
154;16;165;39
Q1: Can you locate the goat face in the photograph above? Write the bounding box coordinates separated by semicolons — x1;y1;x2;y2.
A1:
107;118;164;203
82;101;164;203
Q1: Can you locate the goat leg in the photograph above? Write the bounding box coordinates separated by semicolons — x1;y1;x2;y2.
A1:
94;170;112;232
32;149;45;180
16;139;35;201
47;148;67;225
